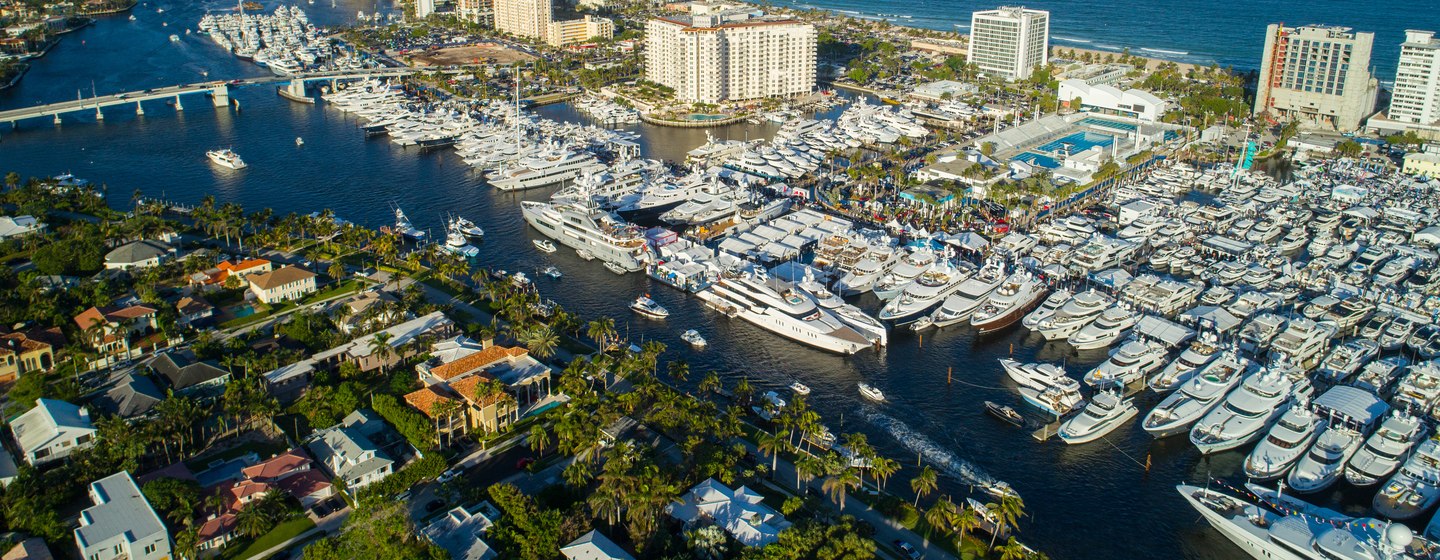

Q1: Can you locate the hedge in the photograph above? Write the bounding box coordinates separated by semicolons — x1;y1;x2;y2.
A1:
371;395;437;452
357;453;448;505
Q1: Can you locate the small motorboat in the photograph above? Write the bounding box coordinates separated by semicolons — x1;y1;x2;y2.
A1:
789;382;811;395
541;266;562;279
533;239;557;253
681;329;707;347
985;401;1026;428
604;261;627;275
295;136;304;146
910;315;934;332
509;272;531;288
575;248;595;260
858;383;885;402
630;296;669;319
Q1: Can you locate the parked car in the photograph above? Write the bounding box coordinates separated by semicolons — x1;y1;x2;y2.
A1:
516;457;536;470
437;469;459;484
894;540;921;559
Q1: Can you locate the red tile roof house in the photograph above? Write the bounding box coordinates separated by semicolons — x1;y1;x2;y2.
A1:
73;304;160;359
201;449;333;551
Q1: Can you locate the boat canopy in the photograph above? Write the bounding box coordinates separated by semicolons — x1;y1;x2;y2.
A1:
1311;385;1389;427
1133;315;1196;348
1090;268;1134;290
1201;235;1253;258
1180;306;1243;333
945;231;990;251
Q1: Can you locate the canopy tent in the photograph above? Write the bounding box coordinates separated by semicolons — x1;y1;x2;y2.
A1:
1133;315;1196;348
1180;305;1244;333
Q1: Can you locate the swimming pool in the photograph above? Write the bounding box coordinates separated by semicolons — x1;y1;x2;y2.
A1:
1080;117;1138;132
1014;153;1061;169
1034;131;1115;155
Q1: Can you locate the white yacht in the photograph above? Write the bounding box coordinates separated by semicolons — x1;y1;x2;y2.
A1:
488;145;605;191
1142;352;1252;438
681;329;707;347
794;273;888;346
1374;439;1440;520
391;207;425;240
1021;288;1073;332
878;261;971;326
970;272;1048;334
999;359;1069;392
1178;484;1420;560
700;269;872;355
1394;361;1440;417
1287;386;1389;493
1191;366;1312;455
858;383;886;402
1268;317;1339;371
1148;331;1225;392
1244;401;1323;481
1347;411;1428;487
1019;378;1086;418
1034;290;1111;341
1057;391;1138;445
206;148;247;169
1317;338;1379;383
454;217;485;238
1239;313;1288;355
441;221;480;258
871;246;939;300
520;200;651;272
1084;339;1168;388
1068;305;1139;350
928;259;1007;327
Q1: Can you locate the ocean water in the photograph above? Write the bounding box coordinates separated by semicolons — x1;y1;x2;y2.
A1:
781;0;1440;81
0;2;1424;559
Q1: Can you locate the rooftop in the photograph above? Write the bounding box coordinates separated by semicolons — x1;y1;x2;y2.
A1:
74;472;169;551
249;265;317;290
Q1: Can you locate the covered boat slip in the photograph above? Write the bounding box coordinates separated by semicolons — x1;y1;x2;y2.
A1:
1199;235;1253;259
1180;305;1244;334
1311;385;1389;430
1132;315;1195;348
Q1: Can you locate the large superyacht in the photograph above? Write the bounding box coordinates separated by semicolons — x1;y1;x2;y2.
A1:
700;268;873;355
520;199;651;272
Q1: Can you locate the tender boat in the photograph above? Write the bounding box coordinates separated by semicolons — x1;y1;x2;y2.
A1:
985;401;1026;428
533;239;558;253
541;266;562;279
630;296;669;319
604;261;628;275
858;383;885;402
1057;391;1138;445
681;329;707;347
789;382;811;395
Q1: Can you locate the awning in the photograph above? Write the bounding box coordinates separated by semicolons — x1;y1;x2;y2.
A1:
947;231;990;251
1179;306;1243;333
1133;315;1196;347
1090;268;1133;290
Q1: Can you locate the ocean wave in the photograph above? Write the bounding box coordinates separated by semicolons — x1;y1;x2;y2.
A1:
838;9;860;14
1053;36;1092;44
864;409;1007;492
1141;47;1189;56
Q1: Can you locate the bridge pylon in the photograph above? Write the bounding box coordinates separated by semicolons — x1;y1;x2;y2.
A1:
211;84;230;108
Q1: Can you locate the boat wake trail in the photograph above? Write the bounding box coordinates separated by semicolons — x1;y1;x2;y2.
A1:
864;409;1016;497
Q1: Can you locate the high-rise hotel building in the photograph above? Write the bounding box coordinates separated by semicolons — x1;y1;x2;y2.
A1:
1254;24;1378;132
1390;30;1440;126
644;3;816;103
494;0;552;40
966;6;1049;81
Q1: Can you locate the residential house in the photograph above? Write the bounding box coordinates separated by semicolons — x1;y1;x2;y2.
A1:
561;530;635;560
10;399;96;466
248;266;318;304
2;538;53;560
147;349;230;396
421;502;502;560
176;295;216;327
408;335;553;437
74;471;173;560
197;513;239;553
0;332;53;383
332;291;402;334
214;258;273;285
307;411;396;490
90;371;165;418
666;478;791;547
0;448;17;488
311;311;456;374
73;304;159;357
103;240;173;270
0;215;44;240
240;449;333;507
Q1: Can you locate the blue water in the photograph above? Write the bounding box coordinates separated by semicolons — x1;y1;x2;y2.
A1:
781;0;1440;81
1035;131;1115;155
0;2;1418;559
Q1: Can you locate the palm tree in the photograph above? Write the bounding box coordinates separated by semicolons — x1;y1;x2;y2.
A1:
562;459;592;488
925;496;957;537
734;376;754;404
988;493;1026;550
586;317;616;351
870;456;900;491
368;331;395;374
235;504;271;537
529;424;552;457
698;371;721;394
756;430;790;477
795;454;822;492
523;325;559;360
954;505;981;551
999;537;1026;560
911;465;938;508
667;360;690;383
822;468;861;512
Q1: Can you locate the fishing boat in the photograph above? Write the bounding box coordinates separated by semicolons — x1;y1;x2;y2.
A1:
630;296;668;319
681;329;707;347
533;239;557;253
985;401;1026;428
858;383;885;402
789;382;811;395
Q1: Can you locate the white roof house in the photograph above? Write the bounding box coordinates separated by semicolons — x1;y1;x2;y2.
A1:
306;411;395;490
0;215;45;239
10;398;96;466
666;478;791;547
1058;79;1167;122
74;471;173;560
561;530;634;560
103;240;173;270
422;502;501;560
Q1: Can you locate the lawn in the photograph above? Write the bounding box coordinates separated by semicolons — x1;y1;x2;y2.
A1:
302;279;365;304
222;516;317;560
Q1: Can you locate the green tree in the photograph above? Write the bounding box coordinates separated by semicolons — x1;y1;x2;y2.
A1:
911;465;937;508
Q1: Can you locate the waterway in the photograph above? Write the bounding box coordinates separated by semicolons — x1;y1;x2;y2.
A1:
0;3;1374;559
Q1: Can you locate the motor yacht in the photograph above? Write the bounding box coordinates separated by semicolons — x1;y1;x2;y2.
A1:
999;359;1070;392
1287;386;1389;493
1019;378;1086;418
1238;313;1288;355
1142;352;1252;438
794;273;888;346
859;383;885;402
1058;391;1138;445
928;260;1007;327
1374;439;1440;520
1068;305;1139;350
1346;411;1428;487
1178;484;1419;560
1394;361;1440;417
1035;290;1112;341
391;207;425;240
630;296;668;319
971;272;1048;333
700;269;872;355
1084;339;1168;388
681;329;707;348
533;239;557;253
1149;331;1225;392
1191;366;1312;455
206;148;247;169
1317;338;1380;382
871;246;938;300
1021;288;1073;332
454;217;485;238
441;221;480;258
1267;317;1339;371
879;260;971;326
789;382;810;395
1244;401;1323;481
1381;315;1420;351
521;200;650;272
1354;356;1411;397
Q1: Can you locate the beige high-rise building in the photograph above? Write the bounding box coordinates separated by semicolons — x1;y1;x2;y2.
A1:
457;0;494;26
645;3;816;103
494;0;552;41
1254;24;1378;132
967;6;1049;81
1390;30;1440;126
548;15;613;47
